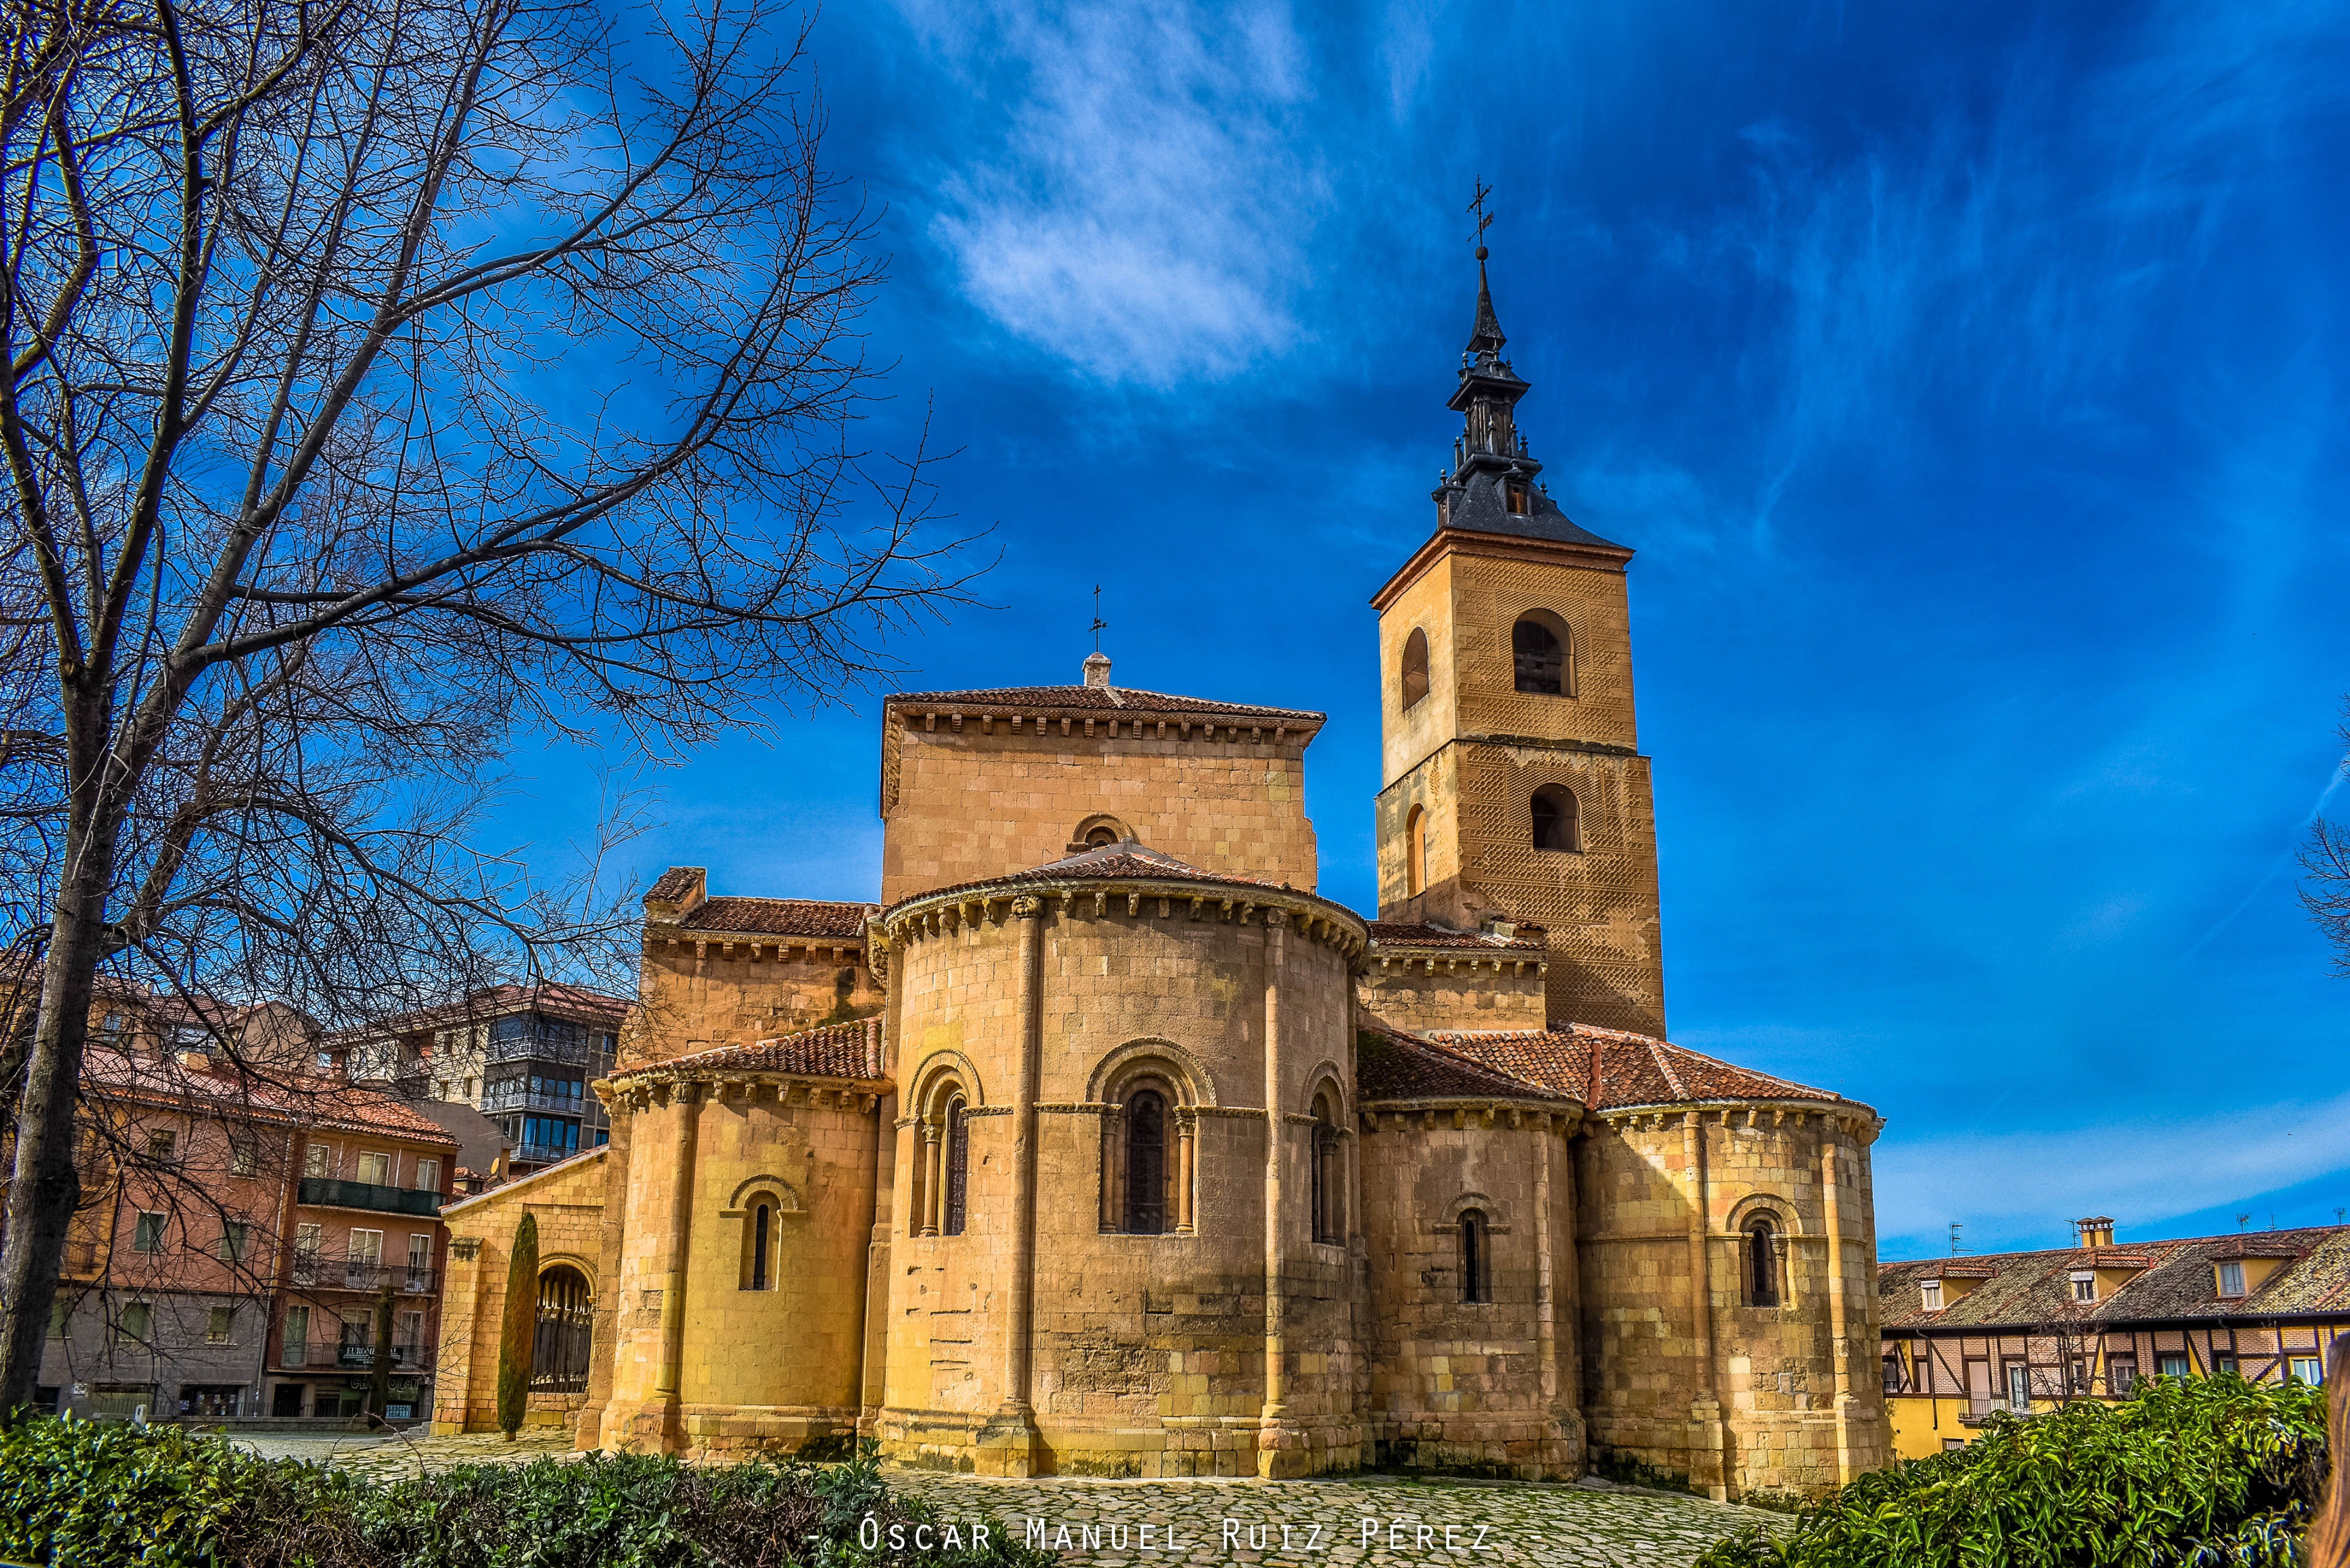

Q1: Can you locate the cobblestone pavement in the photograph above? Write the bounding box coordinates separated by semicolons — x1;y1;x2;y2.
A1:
893;1473;1776;1568
214;1431;1780;1567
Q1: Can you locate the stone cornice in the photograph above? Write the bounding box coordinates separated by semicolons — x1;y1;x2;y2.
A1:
880;877;1368;963
1358;1098;1581;1135
597;1069;888;1116
1369;524;1634;613
1592;1100;1882;1142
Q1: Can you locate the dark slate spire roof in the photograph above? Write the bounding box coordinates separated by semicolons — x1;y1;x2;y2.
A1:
1466;246;1506;355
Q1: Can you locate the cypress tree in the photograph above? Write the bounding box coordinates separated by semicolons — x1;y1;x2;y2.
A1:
493;1212;539;1439
366;1282;395;1419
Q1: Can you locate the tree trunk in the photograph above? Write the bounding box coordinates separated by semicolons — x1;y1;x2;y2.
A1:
0;838;113;1419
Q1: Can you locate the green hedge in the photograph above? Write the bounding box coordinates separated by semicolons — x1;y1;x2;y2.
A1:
1694;1375;2328;1568
0;1419;1048;1568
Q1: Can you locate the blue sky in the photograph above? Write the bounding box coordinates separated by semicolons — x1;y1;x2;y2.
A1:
497;1;2350;1259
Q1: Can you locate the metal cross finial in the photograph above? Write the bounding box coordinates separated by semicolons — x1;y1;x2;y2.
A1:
1090;585;1107;652
1467;179;1495;252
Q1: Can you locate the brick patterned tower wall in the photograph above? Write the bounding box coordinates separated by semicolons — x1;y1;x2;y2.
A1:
1574;1104;1888;1501
1357;1102;1584;1478
1372;539;1666;1037
876;876;1367;1478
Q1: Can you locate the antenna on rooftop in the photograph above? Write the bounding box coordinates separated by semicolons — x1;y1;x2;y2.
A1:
1089;584;1107;653
1947;1221;1966;1256
2238;1212;2251;1231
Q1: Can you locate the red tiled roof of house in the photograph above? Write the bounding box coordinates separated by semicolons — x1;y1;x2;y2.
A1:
618;1018;885;1084
889;683;1322;725
1880;1225;2350;1327
324;981;628;1044
1419;1025;1847;1112
82;1049;458;1146
1366;920;1546;952
678;897;877;939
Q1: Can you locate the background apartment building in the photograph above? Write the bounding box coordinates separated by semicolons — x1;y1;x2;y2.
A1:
22;990;457;1422
1878;1215;2349;1458
333;984;625;1176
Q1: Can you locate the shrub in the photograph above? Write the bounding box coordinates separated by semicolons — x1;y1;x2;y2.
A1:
0;1419;1045;1568
1694;1375;2327;1568
496;1211;540;1438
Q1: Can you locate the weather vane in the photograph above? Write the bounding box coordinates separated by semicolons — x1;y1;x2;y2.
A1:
1467;178;1495;254
1090;585;1107;653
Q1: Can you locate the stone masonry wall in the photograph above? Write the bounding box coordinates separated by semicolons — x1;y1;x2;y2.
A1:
882;724;1318;905
1359;1104;1582;1479
433;1149;610;1435
1356;955;1547;1034
628;937;883;1072
880;887;1362;1477
1575;1107;1886;1501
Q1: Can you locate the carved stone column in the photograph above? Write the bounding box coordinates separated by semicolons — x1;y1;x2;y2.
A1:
1684;1108;1727;1500
976;894;1045;1474
1174;1108;1197;1235
1257;908;1302;1477
919;1126;943;1238
1823;1123;1854;1484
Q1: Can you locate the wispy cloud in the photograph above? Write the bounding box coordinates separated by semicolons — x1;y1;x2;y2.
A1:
1874;1091;2350;1250
897;1;1329;387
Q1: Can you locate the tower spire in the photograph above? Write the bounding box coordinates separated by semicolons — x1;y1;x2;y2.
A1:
1465;180;1505;356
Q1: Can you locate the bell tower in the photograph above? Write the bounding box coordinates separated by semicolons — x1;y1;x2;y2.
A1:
1371;240;1666;1037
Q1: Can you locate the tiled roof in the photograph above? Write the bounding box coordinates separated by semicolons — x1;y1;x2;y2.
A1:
888;841;1308;913
1367;920;1546;952
325;981;628;1044
1419;1025;1846;1112
1357;1024;1571;1103
679;897;877;939
645;867;702;904
82;1049;458;1146
620;1018;885;1083
1880;1225;2350;1328
889;683;1321;724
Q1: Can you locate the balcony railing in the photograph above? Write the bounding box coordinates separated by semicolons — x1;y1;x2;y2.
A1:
511;1139;583;1166
290;1251;437;1294
281;1339;421;1369
298;1177;441;1217
485;1033;590;1067
478;1082;588;1114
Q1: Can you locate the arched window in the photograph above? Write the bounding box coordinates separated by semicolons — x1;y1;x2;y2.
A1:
532;1264;594;1391
1310;1093;1340;1244
1405;806;1427;897
1459;1209;1491;1303
1399;628;1431;711
1531;784;1579;852
943;1098;969;1236
1123;1089;1168;1234
1748;1217;1781;1308
1085;824;1118;848
1511;613;1570;695
741;1198;777;1290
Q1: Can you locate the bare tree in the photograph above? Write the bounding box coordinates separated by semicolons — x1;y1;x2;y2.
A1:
0;0;971;1416
2303;703;2350;971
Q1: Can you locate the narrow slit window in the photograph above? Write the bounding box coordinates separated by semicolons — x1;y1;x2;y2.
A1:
1124;1090;1168;1235
944;1099;969;1236
1406;806;1427;897
749;1201;772;1290
1748;1218;1780;1307
1460;1209;1491;1303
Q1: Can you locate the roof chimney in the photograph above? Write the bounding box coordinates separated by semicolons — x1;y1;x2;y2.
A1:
1083;651;1112;688
2075;1216;2116;1248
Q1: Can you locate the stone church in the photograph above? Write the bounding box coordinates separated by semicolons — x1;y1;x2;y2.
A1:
433;255;1888;1500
